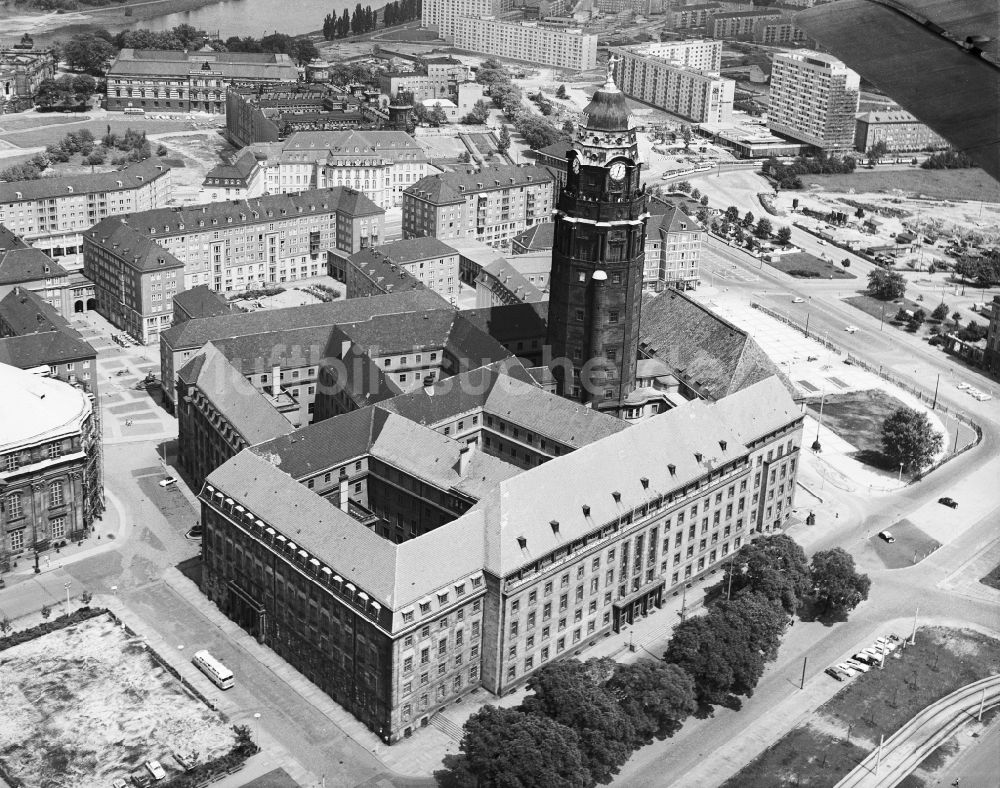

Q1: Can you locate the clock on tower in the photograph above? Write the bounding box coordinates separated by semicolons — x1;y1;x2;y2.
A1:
545;64;649;414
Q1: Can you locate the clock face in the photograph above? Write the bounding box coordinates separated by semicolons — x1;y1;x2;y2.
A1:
609;162;626;182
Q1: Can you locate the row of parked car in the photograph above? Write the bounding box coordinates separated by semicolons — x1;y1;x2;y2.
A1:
110;759;165;787
111;333;139;348
957;382;992;402
825;634;903;682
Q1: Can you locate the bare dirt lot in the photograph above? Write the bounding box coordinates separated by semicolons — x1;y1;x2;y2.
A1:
0;614;234;788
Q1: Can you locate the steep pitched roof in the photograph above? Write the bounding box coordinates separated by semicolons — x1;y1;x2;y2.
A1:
0;331;96;369
639;289;785;400
109;48;297;79
476;259;547;304
710;376;803;444
203;149;260;184
85;218;185;274
511;221;554;252
0;244;68;286
459;303;548;344
0;159;171;203
178;342;295;445
405;166;553;205
646;205;699;236
172;285;235;321
0;287;75;336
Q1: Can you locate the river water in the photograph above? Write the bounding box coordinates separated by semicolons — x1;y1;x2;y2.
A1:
107;0;369;37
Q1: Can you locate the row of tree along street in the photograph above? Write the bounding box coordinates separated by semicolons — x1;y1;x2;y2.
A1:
323;0;421;39
436;535;870;787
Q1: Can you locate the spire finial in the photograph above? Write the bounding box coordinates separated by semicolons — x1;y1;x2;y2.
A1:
606;54;621;87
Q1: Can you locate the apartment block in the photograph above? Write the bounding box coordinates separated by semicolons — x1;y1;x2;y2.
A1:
0;159;172;271
403;166;554;248
613;44;734;124
669;1;752;30
768;50;860;153
453;17;598;72
84;188;383;343
422;0;513;41
107;49;298;114
379;57;471;101
643;206;703;291
347;237;461;300
854;110;948;153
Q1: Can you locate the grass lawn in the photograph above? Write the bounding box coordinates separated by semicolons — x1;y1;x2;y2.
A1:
803;168;1000;203
980;563;1000;591
0;614;234;788
844;294;939;335
804;388;910;466
724;627;1000;788
0;118;195;149
767;252;856;280
377;27;441;41
0;116;81;133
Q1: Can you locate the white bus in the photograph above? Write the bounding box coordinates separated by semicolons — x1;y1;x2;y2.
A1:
192;650;234;689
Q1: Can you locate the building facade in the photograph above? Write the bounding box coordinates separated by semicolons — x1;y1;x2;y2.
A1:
0;159;172;272
985;295;1000;378
347;238;461;301
198;372;802;743
613;43;735;124
403;166;553;248
643;207;702;291
0;48;56;112
107;49;299;114
546;73;646;412
768;51;860;154
422;0;513;41
853;110;948;153
199;150;265;203
453;18;598;72
0;363;103;574
84;189;384;343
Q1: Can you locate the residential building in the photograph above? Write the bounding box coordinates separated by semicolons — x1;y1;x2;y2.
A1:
613;42;735;124
345;248;428;299
474;253;550;308
511;222;554;256
453;18;598;72
172;285;236;325
379;57;471;102
347;238;461;300
984;295;1000;377
754;17;812;45
545;72;645;413
158;289;449;411
0;286;98;395
854;110;948;153
0;48;56;111
0;158;172;271
619;40;722;72
225;82;376;148
107;49;298;114
423;0;514;41
710;8;782;38
199;150;265;203
768;51;860;154
403;166;554;248
0;225;72;314
198;371;802;742
0;362;103;574
84;188;384;344
252;131;430;208
669;1;752;30
459;302;549;366
643;206;703;291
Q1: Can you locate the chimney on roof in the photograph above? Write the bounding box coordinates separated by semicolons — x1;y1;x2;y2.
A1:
612;490;621;502
550;520;559;535
456;443;473;476
694;452;703;463
719;440;727;451
582;504;590;517
668;463;676;476
640;477;649;489
516;535;527;550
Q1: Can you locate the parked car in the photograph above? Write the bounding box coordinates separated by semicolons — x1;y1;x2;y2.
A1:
853;651;878;666
844;325;859;333
844;658;870;673
158;476;178;488
878;531;895;543
792;297;805;303
836;663;858;676
145;761;166;781
825;666;846;682
938;497;959;509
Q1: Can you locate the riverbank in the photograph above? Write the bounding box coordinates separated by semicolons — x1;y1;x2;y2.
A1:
0;0;226;34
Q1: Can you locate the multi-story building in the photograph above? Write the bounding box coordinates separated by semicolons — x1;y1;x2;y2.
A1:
403;166;554;248
474;254;549;308
545;71;646;413
84;188;384;343
620;39;722;72
1;225;73;314
0;362;103;574
199;150;265;203
198;370;801;742
345;248;428;299
0;287;98;395
347;238;461;301
613;43;735;124
710;8;782;38
984;295;1000;378
158;289;448;412
422;0;514;41
225;82;375;148
754;17;812;45
453;18;598;72
252;131;430;208
854;110;948;153
379;57;471;102
669;1;752;30
0;159;172;271
0;48;56;111
106;49;298;114
172;284;236;325
768;51;860;154
644;206;702;291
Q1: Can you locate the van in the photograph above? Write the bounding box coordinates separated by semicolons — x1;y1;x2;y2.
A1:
192;650;234;689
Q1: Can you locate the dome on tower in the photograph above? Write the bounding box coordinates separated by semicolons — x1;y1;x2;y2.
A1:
580;77;633;133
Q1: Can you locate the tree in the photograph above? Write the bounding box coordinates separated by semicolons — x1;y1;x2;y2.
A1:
674;180;692;194
725;206;740;223
958;321;988;342
696;208;709;224
437;706;591;788
810;548;871;615
742;211;755;228
521;658;634;783
0;616;11;636
867;268;907;300
714;534;811;615
293;39;320;66
690;187;701;200
881;407;943;471
866;140;889;167
753;218;773;239
428;104;449;127
463;98;491;125
458;150;471;163
681;124;692;149
497;125;511;154
931;302;949;321
40;605;51;621
605;661;696;744
699;194;709;207
776;226;792;245
80;590;93;607
556;83;568;99
62;33;116;76
663;615;734;707
562;119;575;136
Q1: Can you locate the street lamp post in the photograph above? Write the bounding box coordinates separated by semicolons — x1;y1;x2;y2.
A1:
812;390;825;452
898;462;905;483
64;581;72;614
252;712;261;746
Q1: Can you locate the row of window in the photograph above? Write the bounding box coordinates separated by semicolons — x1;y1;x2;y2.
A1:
7;515;67;549
7;483;66;519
